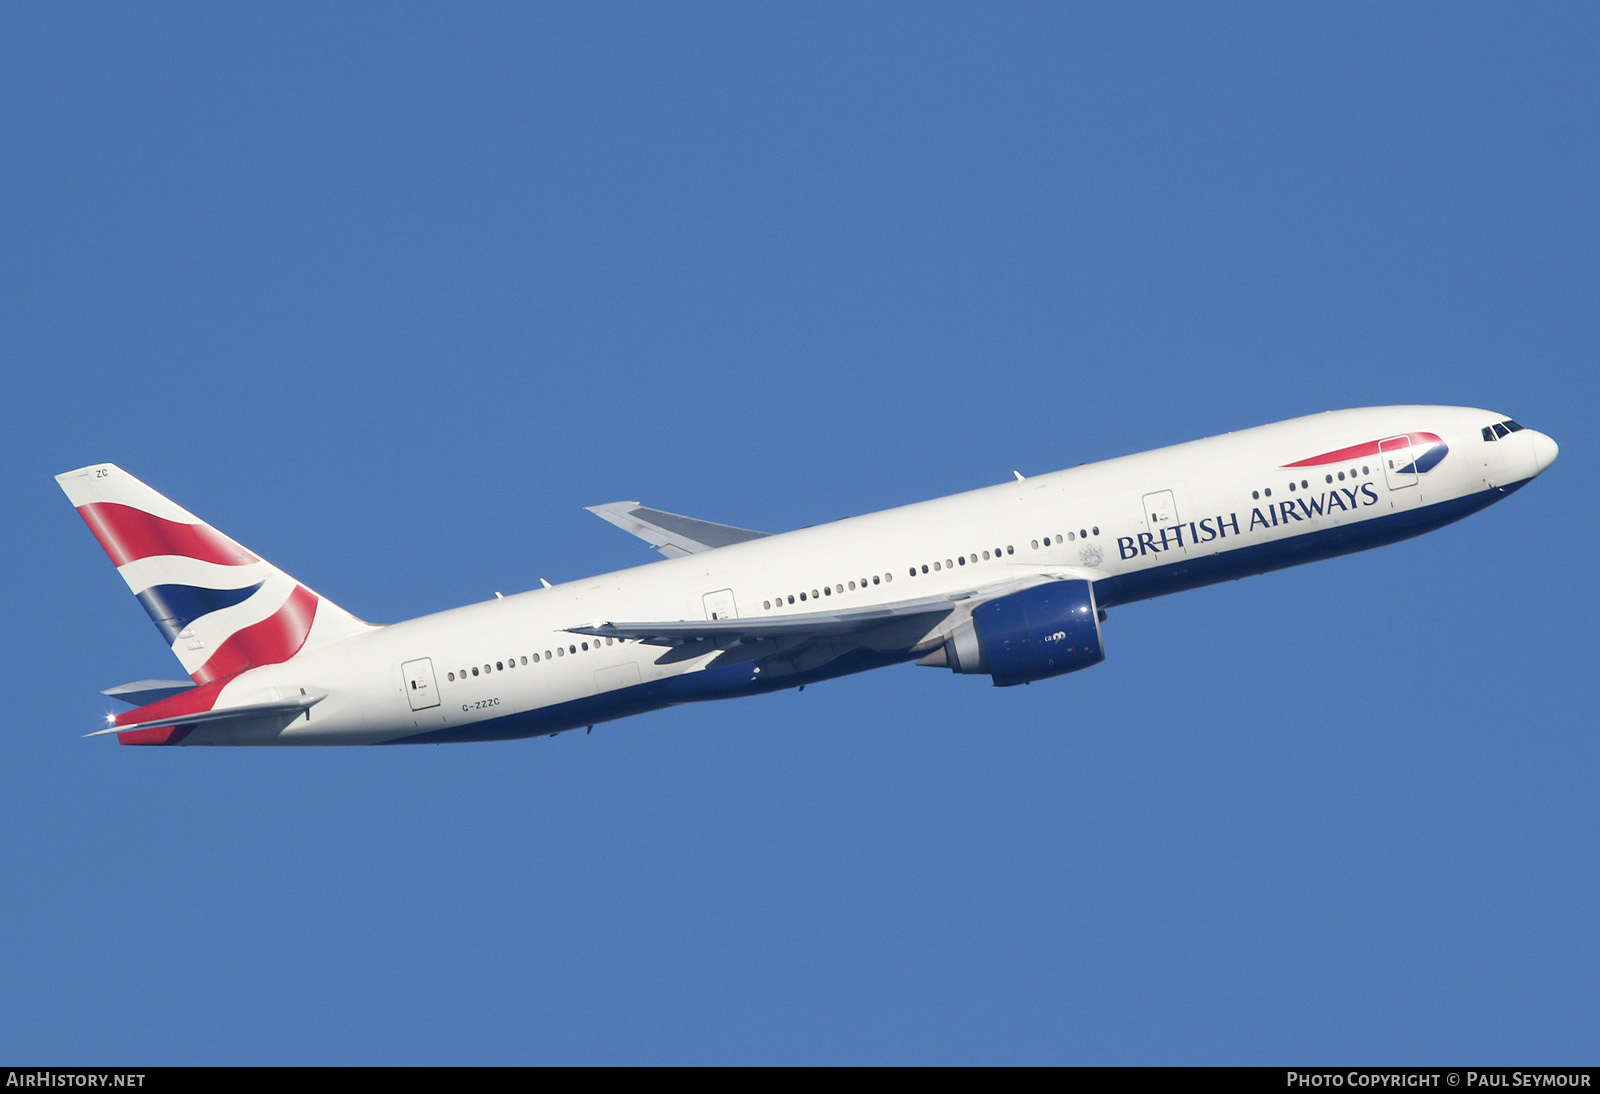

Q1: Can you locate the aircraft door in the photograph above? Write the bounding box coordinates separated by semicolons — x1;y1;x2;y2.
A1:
1142;490;1180;531
402;657;440;711
595;662;642;694
1380;435;1418;491
703;588;738;621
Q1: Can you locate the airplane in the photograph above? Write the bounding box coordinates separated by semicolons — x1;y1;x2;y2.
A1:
58;405;1557;746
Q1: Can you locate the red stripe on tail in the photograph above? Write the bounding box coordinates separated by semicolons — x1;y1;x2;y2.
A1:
191;585;319;685
76;502;258;568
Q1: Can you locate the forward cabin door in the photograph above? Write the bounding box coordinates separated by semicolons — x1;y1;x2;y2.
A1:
1380;435;1418;491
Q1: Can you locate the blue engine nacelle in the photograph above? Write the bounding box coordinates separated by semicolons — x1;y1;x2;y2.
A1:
922;579;1105;687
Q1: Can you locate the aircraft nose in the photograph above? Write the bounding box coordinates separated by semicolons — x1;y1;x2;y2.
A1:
1530;429;1559;474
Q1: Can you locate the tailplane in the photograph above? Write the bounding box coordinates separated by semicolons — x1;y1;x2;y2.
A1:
56;464;375;685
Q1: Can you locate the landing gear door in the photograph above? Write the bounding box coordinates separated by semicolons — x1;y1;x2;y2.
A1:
1381;435;1418;490
402;657;440;711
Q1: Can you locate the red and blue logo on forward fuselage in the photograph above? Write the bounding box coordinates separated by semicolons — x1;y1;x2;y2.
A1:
1282;432;1448;475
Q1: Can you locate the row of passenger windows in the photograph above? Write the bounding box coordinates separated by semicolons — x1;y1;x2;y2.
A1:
445;636;622;682
1482;419;1525;441
1252;467;1371;499
759;527;1102;611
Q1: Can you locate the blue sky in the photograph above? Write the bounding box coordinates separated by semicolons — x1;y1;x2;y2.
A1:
3;3;1594;1064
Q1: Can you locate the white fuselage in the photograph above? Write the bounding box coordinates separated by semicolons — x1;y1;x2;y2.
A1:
197;406;1556;745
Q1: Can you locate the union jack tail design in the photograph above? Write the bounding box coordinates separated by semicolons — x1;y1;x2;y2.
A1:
56;463;374;686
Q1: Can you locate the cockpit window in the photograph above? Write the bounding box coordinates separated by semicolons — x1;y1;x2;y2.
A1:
1484;419;1527;442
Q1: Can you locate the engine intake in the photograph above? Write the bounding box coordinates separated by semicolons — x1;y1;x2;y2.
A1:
921;579;1105;686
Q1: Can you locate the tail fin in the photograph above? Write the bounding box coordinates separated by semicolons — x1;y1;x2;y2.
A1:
56;463;375;685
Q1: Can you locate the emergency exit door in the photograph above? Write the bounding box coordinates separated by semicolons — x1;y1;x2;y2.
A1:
703;589;738;621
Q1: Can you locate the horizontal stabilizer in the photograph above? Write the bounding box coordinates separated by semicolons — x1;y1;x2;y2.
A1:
586;501;769;558
101;679;196;706
86;689;327;737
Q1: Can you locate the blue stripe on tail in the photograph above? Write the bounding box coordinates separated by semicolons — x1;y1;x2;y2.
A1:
135;582;264;643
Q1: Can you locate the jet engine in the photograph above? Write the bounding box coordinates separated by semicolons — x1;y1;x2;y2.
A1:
918;579;1105;686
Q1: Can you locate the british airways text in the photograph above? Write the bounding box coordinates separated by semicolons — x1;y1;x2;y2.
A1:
1118;485;1380;560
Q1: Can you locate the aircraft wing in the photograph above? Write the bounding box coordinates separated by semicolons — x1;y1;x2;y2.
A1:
564;572;1084;648
585;501;770;558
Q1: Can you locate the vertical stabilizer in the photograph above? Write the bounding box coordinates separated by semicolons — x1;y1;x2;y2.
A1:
56;464;376;684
